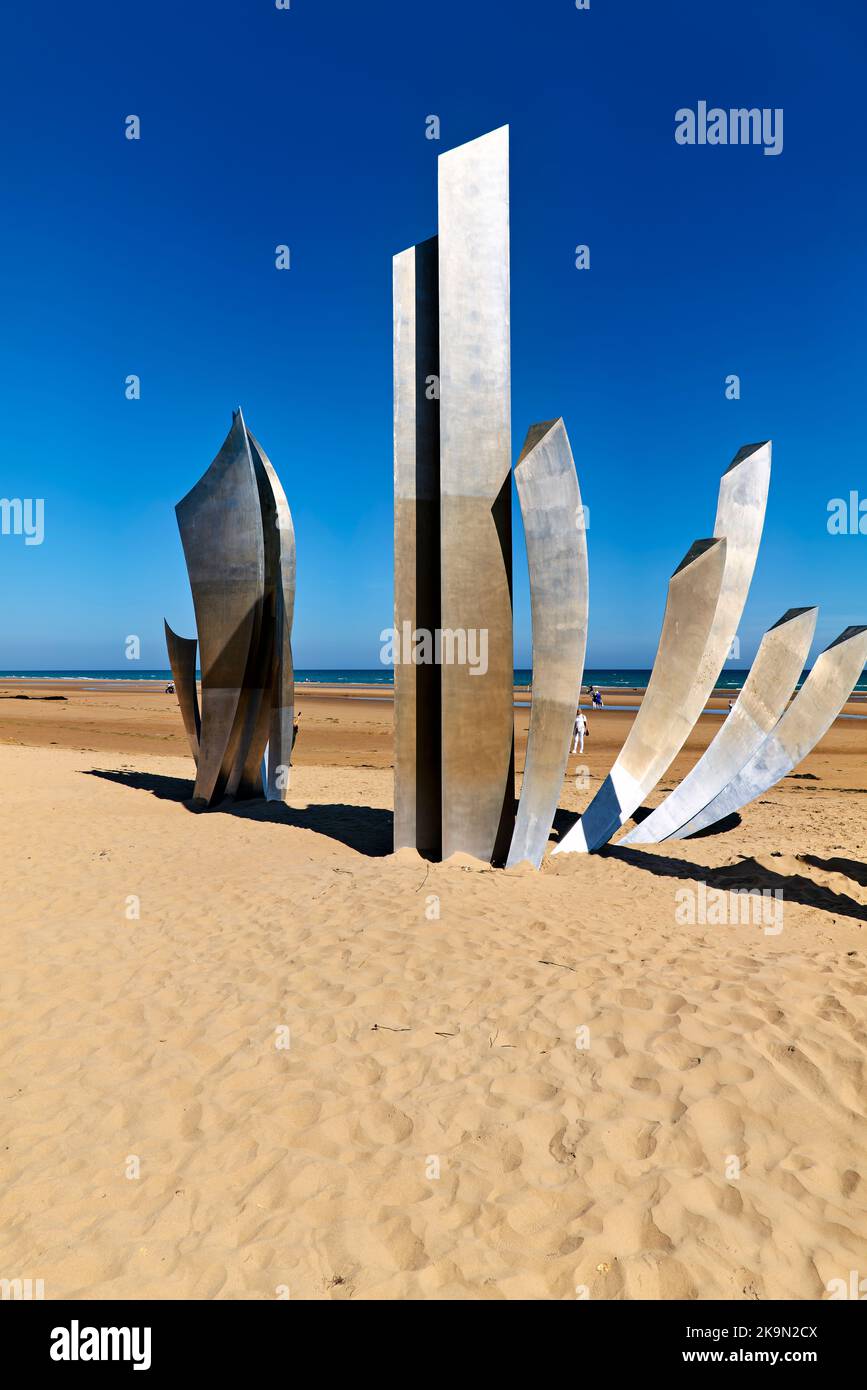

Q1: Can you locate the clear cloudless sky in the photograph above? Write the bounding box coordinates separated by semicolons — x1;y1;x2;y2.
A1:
0;0;865;670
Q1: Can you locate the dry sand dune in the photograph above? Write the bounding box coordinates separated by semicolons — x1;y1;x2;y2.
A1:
1;686;866;1299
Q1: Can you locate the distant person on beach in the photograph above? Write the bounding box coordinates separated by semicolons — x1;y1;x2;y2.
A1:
592;687;603;709
572;709;588;754
727;698;735;712
292;710;301;751
165;682;174;694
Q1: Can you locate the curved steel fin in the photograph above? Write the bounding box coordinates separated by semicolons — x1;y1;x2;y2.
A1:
553;536;728;854
554;440;770;855
248;428;296;802
704;439;771;672
621;606;817;843
506;419;588;868
164;620;201;763
674;625;867;837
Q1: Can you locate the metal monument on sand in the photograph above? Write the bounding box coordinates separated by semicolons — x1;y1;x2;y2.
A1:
166;408;296;808
392;127;867;865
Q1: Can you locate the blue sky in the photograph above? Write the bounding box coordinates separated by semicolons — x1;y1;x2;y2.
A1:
0;0;865;670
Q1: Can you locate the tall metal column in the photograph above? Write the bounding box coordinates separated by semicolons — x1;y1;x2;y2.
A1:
438;126;514;862
393;237;441;855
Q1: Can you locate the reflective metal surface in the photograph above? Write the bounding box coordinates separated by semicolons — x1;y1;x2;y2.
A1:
554;537;728;854
393;237;441;854
249;429;296;802
613;441;770;843
438;126;514;862
171;409;296;807
621;606;817;844
175;410;264;805
506;419;588;869
164;620;200;761
701;440;770;695
674;625;867;838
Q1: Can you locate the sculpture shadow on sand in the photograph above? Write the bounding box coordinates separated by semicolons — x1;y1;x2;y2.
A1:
81;769;393;858
601;843;867;924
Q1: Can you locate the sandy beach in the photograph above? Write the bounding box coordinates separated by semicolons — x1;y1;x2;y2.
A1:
1;682;866;1299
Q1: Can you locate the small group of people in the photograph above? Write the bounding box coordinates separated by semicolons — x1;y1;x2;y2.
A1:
571;686;605;754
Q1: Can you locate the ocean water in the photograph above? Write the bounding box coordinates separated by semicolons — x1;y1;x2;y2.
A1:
2;666;864;691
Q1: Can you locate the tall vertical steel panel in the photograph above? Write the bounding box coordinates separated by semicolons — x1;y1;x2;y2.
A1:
438;125;514;862
393;237;442;855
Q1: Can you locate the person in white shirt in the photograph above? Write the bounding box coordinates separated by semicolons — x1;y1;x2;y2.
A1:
572;709;588;754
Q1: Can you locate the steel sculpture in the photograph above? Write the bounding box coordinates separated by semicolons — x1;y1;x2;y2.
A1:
553;537;728;855
438;126;514;862
248;429;296;803
621;606;817;844
164;621;200;761
673;625;867;838
506;419;588;869
165;409;296;807
388;129;860;869
553;442;770;856
393;237;442;856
